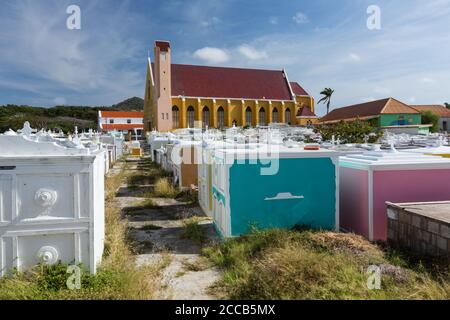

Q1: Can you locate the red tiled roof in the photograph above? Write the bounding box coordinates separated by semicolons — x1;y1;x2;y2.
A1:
153;63;296;100
100;111;144;118
155;41;170;52
320;98;418;123
411;105;450;117
290;82;309;96
102;124;144;130
296;107;318;118
382;98;419;114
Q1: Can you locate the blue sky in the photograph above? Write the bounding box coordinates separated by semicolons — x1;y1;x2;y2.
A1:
0;0;449;115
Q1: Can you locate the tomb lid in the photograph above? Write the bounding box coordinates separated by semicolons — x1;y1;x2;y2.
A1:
4;129;18;136
340;145;450;169
171;139;202;146
402;145;450;155
0;135;101;157
215;144;338;160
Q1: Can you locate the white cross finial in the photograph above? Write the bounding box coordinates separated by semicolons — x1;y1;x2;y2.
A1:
387;138;398;153
20;121;33;136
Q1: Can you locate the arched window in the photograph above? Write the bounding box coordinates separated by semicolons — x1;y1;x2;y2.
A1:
202;106;210;128
245;107;252;126
172;106;179;128
272;107;279;123
285;108;291;125
258;108;266;126
217;107;225;128
187;106;195;128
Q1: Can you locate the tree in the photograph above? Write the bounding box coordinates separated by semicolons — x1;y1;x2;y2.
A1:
315;119;382;144
318;88;335;114
445;102;450;109
421;111;439;133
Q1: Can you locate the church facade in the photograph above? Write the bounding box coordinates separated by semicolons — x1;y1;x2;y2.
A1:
144;41;317;132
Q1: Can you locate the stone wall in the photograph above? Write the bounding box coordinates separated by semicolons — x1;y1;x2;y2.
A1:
387;203;450;257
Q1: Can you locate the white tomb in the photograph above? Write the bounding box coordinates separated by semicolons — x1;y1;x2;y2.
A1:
0;123;105;275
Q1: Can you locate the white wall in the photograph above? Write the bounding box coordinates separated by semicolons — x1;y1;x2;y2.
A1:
100;117;143;125
439;117;450;131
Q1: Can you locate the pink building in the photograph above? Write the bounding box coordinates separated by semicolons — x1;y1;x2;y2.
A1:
339;148;450;241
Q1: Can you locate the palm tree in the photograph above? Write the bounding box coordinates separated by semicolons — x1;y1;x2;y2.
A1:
318;88;335;114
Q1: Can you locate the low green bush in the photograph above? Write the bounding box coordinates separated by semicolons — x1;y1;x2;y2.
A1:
182;217;207;245
316;119;382;144
204;229;450;300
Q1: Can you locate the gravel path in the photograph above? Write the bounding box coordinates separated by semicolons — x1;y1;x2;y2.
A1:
111;152;221;300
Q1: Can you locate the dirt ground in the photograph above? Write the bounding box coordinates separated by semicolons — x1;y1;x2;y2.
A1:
109;152;221;300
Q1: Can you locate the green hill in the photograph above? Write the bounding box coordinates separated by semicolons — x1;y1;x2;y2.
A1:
111;97;144;111
0;97;144;133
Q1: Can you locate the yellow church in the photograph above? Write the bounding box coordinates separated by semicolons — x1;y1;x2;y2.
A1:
144;41;317;132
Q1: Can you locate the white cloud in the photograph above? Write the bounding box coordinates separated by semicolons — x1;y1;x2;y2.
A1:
200;16;221;28
175;0;225;32
0;1;144;106
269;16;278;25
193;47;230;63
293;12;309;24
422;77;435;83
222;2;450;115
53;97;67;105
349;53;361;62
427;0;450;9
2;1;450;110
238;44;268;60
374;86;391;95
361;97;376;102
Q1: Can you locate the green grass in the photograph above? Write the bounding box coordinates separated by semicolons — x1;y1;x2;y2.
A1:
181;217;207;245
203;228;450;300
182;258;211;272
140;224;163;231
154;177;178;198
176;189;199;206
137;198;160;209
0;260;168;300
127;157;172;188
122;198;160;216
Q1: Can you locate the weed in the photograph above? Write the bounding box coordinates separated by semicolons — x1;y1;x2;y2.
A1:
141;224;163;231
204;228;450;300
181;217;207;245
122;198;160;216
176;189;199;205
182;258;211;272
154;177;178;198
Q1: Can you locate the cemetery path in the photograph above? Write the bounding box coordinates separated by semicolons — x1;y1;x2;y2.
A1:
111;153;221;300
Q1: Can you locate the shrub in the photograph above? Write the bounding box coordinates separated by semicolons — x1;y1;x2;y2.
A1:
176;189;199;205
316;119;382;144
204;228;450;300
421;111;439;133
182;217;207;245
154;177;178;198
